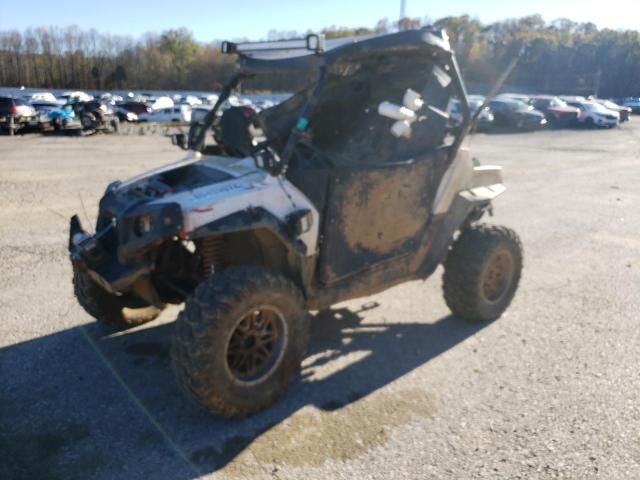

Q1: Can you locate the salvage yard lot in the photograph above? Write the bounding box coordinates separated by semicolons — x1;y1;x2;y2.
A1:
1;124;639;479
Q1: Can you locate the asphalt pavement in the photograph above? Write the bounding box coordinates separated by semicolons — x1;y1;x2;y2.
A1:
1;124;639;479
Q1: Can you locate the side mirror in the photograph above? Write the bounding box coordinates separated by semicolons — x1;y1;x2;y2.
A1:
171;133;188;150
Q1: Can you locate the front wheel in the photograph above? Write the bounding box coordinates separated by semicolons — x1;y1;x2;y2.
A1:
443;224;523;322
73;271;163;330
171;266;310;417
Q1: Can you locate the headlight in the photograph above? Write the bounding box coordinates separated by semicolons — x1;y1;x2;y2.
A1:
134;214;153;236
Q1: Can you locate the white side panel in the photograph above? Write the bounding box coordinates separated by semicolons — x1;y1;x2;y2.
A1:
433;147;506;215
433;146;474;215
157;172;320;256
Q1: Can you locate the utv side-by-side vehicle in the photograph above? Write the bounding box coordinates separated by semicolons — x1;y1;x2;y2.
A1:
69;28;523;417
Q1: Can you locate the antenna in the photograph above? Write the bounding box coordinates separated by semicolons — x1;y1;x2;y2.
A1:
399;0;406;29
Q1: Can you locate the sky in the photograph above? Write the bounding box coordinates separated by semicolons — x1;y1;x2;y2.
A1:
0;0;637;41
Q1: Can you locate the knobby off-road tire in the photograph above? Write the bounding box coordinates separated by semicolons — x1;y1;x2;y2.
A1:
171;266;310;417
73;271;162;330
80;113;95;131
443;224;523;322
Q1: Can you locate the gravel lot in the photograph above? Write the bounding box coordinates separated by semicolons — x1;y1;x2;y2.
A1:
1;124;639;479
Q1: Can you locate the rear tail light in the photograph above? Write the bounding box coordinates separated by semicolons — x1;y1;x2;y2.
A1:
9;104;17;115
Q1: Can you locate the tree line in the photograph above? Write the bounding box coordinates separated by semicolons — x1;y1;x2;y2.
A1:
1;16;640;97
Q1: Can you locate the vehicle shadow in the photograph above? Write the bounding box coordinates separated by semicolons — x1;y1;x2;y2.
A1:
0;304;489;479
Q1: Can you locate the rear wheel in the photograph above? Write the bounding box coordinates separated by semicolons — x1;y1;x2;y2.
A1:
73;271;163;330
443;224;523;322
80;113;95;131
171;266;310;417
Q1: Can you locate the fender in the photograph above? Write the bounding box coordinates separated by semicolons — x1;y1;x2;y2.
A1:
188;208;309;257
433;146;506;215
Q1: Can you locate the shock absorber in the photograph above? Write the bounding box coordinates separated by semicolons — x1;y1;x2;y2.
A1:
198;235;225;277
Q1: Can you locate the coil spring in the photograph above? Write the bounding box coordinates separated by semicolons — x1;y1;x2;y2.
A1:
198;235;225;277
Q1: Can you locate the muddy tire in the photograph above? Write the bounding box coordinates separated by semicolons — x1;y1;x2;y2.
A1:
171;266;310;417
443;224;523;322
73;271;162;330
80;113;95;131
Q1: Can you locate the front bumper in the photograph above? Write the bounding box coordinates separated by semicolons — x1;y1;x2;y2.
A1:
68;202;183;294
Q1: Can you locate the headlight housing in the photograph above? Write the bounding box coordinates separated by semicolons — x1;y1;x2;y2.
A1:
116;203;183;261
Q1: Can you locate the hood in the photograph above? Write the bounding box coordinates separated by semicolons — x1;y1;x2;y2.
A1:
116;153;257;191
98;154;263;227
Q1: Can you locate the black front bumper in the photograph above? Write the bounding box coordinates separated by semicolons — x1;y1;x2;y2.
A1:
68;203;182;294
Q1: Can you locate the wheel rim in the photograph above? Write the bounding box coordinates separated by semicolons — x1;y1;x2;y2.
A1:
481;249;515;303
225;306;287;385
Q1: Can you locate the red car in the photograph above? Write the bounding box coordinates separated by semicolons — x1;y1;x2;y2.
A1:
529;95;580;127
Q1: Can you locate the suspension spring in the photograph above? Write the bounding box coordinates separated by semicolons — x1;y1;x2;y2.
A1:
198;235;225;277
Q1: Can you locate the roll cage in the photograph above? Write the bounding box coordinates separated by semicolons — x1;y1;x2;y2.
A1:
189;28;473;172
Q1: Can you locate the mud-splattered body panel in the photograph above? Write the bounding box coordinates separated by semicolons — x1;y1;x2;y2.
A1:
317;150;450;283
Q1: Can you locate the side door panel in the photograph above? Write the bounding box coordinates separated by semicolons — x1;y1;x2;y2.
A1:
317;151;449;284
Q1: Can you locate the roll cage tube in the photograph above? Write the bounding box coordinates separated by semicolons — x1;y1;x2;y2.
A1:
188;73;253;152
465;43;528;136
448;53;472;155
209;30;472;172
269;63;328;176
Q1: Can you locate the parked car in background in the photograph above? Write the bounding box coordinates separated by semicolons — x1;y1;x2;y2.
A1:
190;105;214;123
180;95;202;106
25;92;58;103
559;95;587;103
449;95;494;132
47;104;76;130
488;99;547;130
494;93;531;104
0;96;36;134
529;95;580;127
614;97;640;114
468;95;495;131
150;96;174;110
138;105;192;123
58;91;93;104
119;101;152;116
73;101;119;132
564;100;619;128
30;101;59;131
114;106;138;123
592;99;631;122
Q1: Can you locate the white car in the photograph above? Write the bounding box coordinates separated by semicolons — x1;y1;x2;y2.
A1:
138;105;192;123
26;92;57;103
150;96;174;110
59;91;93;103
568;101;619;128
